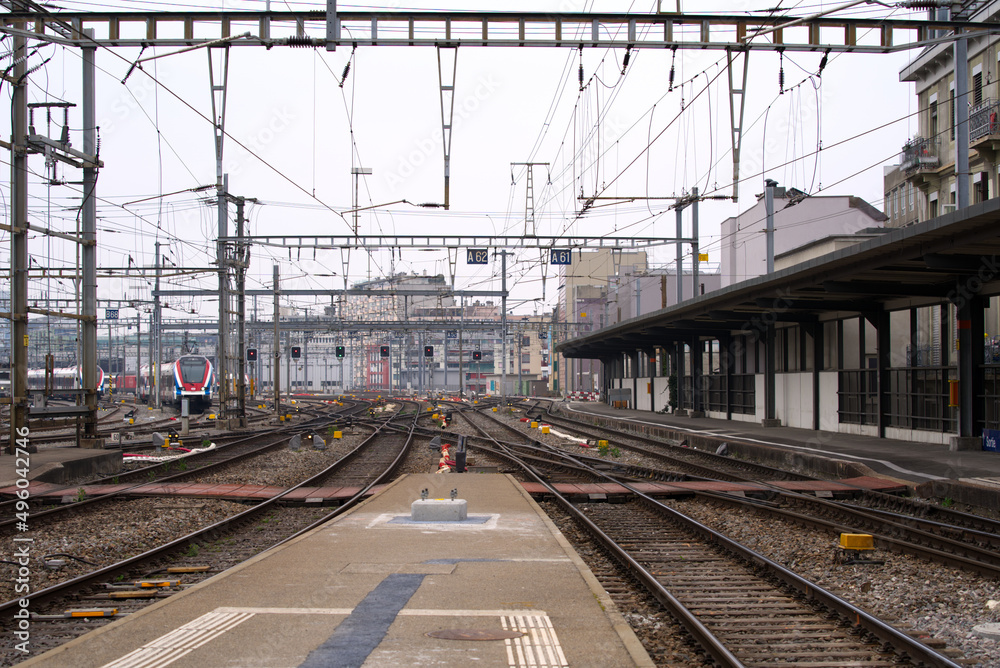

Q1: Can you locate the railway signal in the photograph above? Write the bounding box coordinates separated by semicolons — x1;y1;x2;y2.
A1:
336;346;345;358
291;346;301;359
424;346;434;357
472;350;482;361
380;346;390;357
246;348;257;362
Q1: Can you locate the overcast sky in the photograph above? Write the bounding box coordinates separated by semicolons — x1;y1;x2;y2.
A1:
1;1;924;322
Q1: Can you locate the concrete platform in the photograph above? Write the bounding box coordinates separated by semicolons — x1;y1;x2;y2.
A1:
21;474;653;668
562;401;1000;510
0;447;121;488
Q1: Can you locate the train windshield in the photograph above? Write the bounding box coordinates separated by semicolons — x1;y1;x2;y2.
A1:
178;358;206;384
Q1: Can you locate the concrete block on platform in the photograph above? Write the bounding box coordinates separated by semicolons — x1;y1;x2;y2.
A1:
761;418;782;428
411;498;467;521
949;436;981;452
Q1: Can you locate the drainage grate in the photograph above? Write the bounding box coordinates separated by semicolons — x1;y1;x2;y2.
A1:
426;629;525;641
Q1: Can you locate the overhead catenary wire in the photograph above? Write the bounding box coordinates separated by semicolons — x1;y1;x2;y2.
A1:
1;1;931;315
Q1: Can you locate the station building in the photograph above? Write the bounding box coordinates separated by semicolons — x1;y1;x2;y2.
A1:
557;195;1000;451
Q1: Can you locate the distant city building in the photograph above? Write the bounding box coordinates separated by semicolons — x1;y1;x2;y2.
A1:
556;250;647;395
720;187;888;287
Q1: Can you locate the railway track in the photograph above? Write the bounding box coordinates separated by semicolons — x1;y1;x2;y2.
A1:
735;490;1000;577
538;400;1000;534
512;401;1000;573
0;400;370;537
480;406;1000;578
1;395;291;451
462;408;964;667
0;407;419;666
516;400;818;483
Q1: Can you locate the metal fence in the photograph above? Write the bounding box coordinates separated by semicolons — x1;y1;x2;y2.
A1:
887;366;955;433
702;373;755;415
731;374;756;415
982;366;1000;431
838;369;878;425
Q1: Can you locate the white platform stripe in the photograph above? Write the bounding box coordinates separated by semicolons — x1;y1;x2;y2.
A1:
101;611;254;668
501;614;568;668
213;606;548;617
103;647;191;668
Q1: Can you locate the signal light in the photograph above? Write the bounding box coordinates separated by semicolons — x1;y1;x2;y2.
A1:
336;346;345;358
472;350;482;361
246;348;257;362
380;346;390;357
424;346;433;357
291;346;301;359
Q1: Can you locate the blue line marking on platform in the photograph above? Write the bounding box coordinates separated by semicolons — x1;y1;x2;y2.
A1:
298;573;425;668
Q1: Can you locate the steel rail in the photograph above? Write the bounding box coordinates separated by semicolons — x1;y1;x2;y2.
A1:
0;401;369;532
0;402;416;617
470;407;963;668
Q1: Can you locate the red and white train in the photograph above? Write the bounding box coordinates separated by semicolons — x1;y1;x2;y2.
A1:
137;355;215;412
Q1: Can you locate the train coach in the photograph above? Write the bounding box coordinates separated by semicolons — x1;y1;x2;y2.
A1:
139;355;215;412
19;366;106;401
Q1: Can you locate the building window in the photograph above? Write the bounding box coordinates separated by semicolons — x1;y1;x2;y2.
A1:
974;68;983;106
976;172;989;203
929;95;938;138
950;83;956;141
909;182;914;211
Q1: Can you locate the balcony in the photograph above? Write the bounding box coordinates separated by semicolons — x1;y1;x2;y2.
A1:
900;136;940;173
970;98;1000;159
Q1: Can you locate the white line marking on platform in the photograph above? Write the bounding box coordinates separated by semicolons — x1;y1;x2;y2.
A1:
215;606;548;617
366;512;500;529
101;610;254;668
215;607;353;615
568;405;947;481
502;613;568;668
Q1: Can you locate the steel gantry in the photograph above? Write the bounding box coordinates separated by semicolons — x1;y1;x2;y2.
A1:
1;8;984;52
2;6;993;210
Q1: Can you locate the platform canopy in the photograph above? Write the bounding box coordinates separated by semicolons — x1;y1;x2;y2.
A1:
557;198;1000;358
